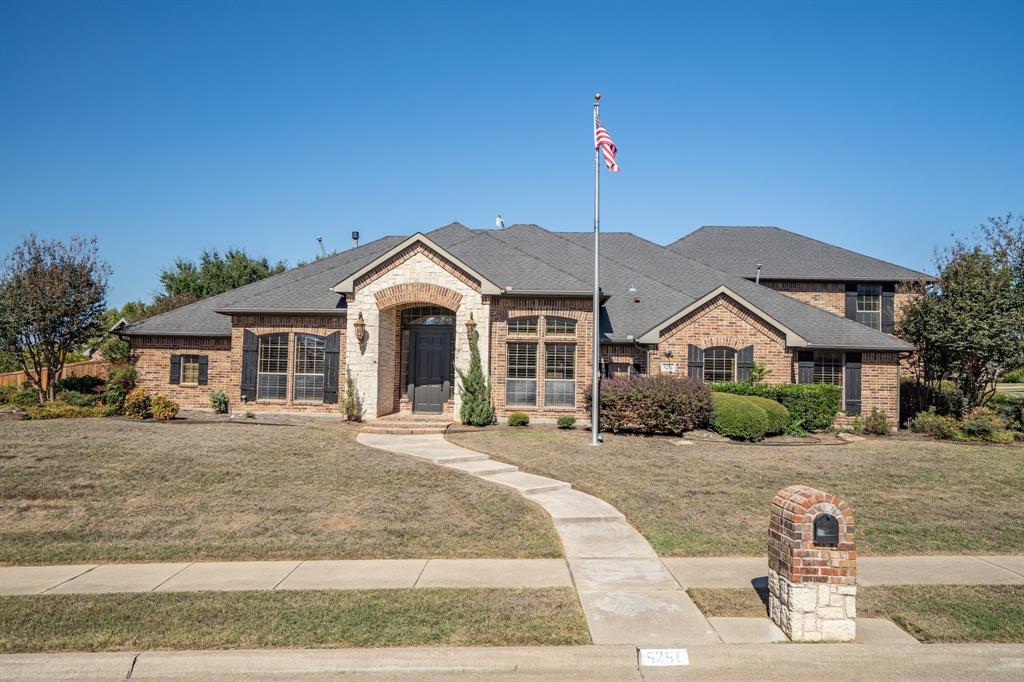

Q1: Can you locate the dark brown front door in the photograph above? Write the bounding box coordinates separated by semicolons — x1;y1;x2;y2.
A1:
411;329;451;413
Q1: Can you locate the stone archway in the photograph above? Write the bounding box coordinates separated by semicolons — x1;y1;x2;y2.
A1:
374;283;463;312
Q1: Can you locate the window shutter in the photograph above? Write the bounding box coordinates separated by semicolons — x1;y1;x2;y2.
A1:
881;291;895;333
687;344;704;381
241;331;258;401
844;352;862;416
198;355;209;385
844;283;858;321
323;331;341;404
736;345;755;382
797;350;815;384
169;354;181;384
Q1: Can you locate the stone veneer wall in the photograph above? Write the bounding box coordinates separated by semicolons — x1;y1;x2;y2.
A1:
132;335;232;409
230;314;347;413
647;294;792;383
345;249;489;420
489;297;593;419
768;485;857;642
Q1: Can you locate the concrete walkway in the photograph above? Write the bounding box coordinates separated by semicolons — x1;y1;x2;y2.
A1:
4;642;1024;681
357;433;721;647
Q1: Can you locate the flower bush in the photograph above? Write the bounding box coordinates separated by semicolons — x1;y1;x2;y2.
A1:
123;387;151;420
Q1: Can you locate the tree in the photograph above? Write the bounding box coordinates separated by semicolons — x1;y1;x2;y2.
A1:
0;235;110;401
87;301;148;362
457;325;494;426
159;249;286;303
897;214;1024;409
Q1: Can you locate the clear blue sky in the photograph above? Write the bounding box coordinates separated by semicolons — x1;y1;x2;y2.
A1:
2;1;1021;307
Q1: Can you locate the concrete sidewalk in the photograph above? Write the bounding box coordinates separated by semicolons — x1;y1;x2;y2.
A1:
3;642;1023;681
4;554;1021;596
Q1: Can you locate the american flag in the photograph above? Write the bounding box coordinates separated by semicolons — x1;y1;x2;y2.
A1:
594;115;619;172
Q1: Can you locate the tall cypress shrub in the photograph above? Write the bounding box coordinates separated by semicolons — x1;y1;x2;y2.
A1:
458;327;494;426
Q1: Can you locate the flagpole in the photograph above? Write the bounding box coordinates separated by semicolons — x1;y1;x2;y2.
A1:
591;92;601;446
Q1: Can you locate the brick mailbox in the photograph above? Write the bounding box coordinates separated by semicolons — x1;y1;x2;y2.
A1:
768;485;856;642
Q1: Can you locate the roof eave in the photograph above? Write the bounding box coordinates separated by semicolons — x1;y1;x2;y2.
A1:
213;308;347;315
330;233;504;296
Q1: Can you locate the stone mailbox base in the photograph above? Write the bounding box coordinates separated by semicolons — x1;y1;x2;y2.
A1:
768;569;856;641
768;485;857;642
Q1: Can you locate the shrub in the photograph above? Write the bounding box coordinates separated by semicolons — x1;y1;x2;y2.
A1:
27;401;107;419
899;379;963;423
507;412;530;426
744;395;790;435
556;415;576;429
457;327;494;426
988;392;1024;431
123;387;151;420
342;369;364;422
150;394;180;421
586;375;713;435
863;408;891;435
103;366;137;412
1002;368;1024;383
909;408;961;440
960;407;1006;440
0;384;39;408
709;382;840;433
711;392;770;441
58;390;98;407
209;390;229;414
54;374;105;394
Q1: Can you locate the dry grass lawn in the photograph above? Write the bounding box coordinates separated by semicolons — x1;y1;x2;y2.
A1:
688;585;1024;643
0;587;589;652
0;417;562;565
448;427;1024;556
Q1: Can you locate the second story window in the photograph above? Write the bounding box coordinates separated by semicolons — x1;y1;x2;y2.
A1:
545;317;576;336
855;284;882;330
507;317;538;336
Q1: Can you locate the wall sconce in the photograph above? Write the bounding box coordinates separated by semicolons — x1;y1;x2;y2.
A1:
354;312;367;343
664;349;673;358
465;312;477;337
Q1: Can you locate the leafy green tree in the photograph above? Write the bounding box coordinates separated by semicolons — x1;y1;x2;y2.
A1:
156;248;285;310
898;214;1024;409
87;301;148;361
458;326;494;426
0;235;110;401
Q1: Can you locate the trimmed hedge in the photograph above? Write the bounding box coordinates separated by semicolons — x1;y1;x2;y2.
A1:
709;382;840;433
507;412;529;426
744;394;790;435
586;375;713;435
711;393;771;441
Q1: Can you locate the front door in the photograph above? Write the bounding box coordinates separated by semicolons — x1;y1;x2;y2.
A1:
411;329;451;413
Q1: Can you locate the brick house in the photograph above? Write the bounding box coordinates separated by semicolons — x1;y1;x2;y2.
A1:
120;223;928;426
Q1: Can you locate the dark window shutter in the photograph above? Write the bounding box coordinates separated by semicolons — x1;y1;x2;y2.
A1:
169;354;181;384
241;330;258;401
844;352;862;415
798;350;815;384
881;291;895;333
323;331;341;404
687;344;704;381
736;345;755;382
198;355;209;385
844;283;858;321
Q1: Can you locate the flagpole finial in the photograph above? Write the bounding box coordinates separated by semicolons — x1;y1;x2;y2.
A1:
594;92;601;101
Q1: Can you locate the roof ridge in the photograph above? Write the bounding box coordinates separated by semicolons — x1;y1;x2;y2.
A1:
474;226;591;290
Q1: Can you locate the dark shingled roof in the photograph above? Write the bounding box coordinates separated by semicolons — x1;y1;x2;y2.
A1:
123;222;915;351
669;226;934;282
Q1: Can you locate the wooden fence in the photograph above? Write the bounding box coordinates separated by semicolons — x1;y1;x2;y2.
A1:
0;359;125;387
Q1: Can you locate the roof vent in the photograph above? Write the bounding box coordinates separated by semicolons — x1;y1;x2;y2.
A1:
629;286;639;303
756;263;762;284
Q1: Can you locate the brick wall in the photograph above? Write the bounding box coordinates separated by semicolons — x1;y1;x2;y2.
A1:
602;343;647;375
818;350;900;427
489;297;593;419
647;294;792;383
762;280;845;316
132;336;233;409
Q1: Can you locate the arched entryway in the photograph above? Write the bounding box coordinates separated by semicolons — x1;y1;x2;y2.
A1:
398;306;456;413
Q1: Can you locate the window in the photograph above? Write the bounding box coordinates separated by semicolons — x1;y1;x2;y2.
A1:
293;334;325;401
856;284;882;330
257;333;288;400
703;347;735;382
813;351;844;386
545;344;576;407
545;317;576;336
180;355;200;384
506;343;537;406
507;317;538;336
400;306;454;326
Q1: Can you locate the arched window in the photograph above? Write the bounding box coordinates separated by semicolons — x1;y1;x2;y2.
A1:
257;333;288;400
293;334;326;401
703;347;736;382
545;317;576;336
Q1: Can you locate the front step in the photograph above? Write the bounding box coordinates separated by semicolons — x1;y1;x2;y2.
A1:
360;413;453;435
